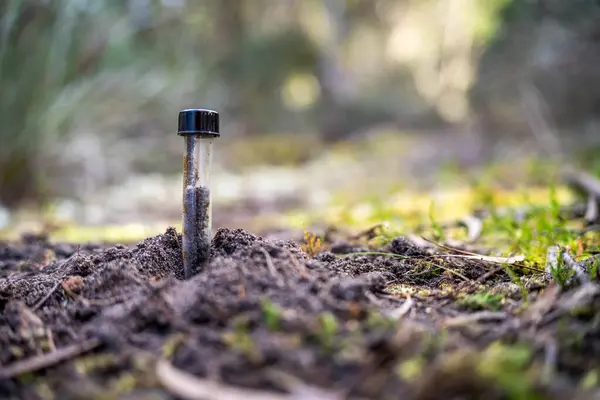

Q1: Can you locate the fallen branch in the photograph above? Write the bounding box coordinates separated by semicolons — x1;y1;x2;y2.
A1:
0;338;101;379
156;359;289;400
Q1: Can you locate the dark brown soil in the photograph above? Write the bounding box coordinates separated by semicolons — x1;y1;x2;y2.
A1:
0;228;598;399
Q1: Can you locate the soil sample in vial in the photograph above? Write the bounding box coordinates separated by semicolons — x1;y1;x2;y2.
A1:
194;185;211;269
182;185;199;275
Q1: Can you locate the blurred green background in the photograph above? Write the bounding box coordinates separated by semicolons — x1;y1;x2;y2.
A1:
1;0;600;239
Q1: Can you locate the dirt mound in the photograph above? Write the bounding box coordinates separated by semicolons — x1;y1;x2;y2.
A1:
0;229;597;399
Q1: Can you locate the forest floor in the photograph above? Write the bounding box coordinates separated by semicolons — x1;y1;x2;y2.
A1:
1;139;600;399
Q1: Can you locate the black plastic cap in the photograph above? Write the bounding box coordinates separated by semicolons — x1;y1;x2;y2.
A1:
177;109;220;137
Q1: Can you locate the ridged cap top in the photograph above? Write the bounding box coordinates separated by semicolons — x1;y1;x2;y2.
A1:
177;109;220;137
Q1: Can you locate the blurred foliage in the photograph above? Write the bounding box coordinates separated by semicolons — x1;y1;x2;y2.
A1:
471;0;512;45
470;0;600;153
1;0;600;210
0;0;97;204
222;133;323;171
0;0;185;206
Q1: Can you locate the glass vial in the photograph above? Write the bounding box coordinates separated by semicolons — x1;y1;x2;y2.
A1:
178;109;219;279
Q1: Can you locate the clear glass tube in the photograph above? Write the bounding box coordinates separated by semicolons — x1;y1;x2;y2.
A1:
179;108;218;279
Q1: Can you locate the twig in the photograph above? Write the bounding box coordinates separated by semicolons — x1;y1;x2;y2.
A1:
585;194;599;225
421;237;527;265
266;369;345;399
440;253;525;265
562;168;600;199
430;263;470;282
385;295;414;320
561;250;590;284
31;281;61;311
259;248;280;280
472;264;506;285
0;338;101;379
156;359;289;400
364;290;383;306
443;311;507;327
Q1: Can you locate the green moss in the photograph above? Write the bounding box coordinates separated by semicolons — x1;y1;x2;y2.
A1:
222;317;260;361
16;372;36;384
476;342;540;400
365;310;396;331
457;292;505;311
75;354;119;375
110;373;138;393
161;334;185;358
397;356;426;382
222;330;256;357
580;369;600;390
317;312;338;353
260;298;283;331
